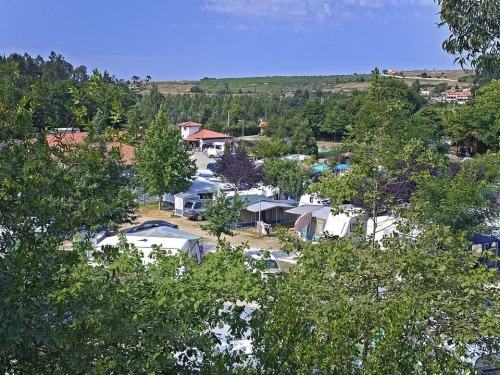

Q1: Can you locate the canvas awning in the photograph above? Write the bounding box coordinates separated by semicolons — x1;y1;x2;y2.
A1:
245;201;293;213
294;212;312;231
285;205;323;215
311;206;332;221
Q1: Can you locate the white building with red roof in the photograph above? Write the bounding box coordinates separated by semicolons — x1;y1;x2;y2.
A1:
178;121;203;138
183;129;232;151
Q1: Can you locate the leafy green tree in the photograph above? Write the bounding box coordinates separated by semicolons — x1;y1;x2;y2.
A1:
248;70;500;375
201;190;246;241
264;159;312;202
321;106;350;141
290;119;318;156
251;138;290;159
436;0;500;71
302;98;324;133
41;51;73;83
446;79;500;151
134;107;196;208
73;65;89;82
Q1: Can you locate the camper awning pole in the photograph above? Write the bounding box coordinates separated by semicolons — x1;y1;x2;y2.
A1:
258;195;261;238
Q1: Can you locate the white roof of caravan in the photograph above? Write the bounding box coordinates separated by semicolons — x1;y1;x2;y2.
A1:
286;205;323;215
175;179;222;198
97;236;189;264
311;206;332;221
95;227;202;264
126;226;201;240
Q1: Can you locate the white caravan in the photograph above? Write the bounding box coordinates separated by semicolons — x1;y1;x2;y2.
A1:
322;205;368;239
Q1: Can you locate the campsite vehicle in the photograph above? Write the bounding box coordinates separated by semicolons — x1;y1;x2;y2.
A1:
322;205;368;239
207;162;219;173
95;225;204;264
204;142;225;158
122;220;178;233
183;200;207;221
73;227;110;247
245;253;283;278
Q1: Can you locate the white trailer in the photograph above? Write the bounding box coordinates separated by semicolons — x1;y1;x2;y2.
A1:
322;205;368;239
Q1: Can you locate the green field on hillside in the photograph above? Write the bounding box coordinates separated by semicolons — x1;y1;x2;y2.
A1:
153;69;471;96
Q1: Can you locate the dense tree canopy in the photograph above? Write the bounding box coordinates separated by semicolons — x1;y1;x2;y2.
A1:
4;50;500;374
445;79;500;151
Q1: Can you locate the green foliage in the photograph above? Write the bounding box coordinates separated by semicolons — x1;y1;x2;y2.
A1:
201;190;246;241
250;225;500;374
134;107;197;202
251;138;290;159
447;79;500;151
198;74;371;95
430;82;449;96
263;159;312;202
290;119;318;156
436;0;500;72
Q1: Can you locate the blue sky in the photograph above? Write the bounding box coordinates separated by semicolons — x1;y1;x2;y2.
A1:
1;0;459;81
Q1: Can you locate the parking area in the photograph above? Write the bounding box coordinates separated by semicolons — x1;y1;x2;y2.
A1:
192;151;217;171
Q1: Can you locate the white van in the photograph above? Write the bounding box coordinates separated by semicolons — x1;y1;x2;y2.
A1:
204;142;225;158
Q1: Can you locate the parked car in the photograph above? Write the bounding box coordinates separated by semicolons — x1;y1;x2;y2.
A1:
183;200;206;221
245;253;283;278
122;220;178;233
73;226;111;246
207;162;219;173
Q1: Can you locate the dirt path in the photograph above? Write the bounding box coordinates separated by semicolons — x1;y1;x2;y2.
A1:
125;205;284;251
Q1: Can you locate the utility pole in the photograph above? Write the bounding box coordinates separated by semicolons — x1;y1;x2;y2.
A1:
241;120;245;137
227;110;230;135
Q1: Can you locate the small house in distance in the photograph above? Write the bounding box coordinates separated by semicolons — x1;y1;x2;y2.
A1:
183;129;232;152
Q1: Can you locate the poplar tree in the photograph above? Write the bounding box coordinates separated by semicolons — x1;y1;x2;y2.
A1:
134;107;197;208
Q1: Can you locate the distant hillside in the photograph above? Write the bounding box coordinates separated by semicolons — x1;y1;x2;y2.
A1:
151;70;473;96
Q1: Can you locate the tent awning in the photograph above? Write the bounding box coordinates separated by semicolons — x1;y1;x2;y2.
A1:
294;212;312;231
285;205;323;215
127;226;201;240
311;207;332;221
245;201;293;213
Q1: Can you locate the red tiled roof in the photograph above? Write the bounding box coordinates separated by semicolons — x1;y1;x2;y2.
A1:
46;132;86;146
46;132;136;165
178;121;203;127
184;129;231;141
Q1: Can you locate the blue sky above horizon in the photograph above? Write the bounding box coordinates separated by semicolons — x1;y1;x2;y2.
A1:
1;0;461;81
